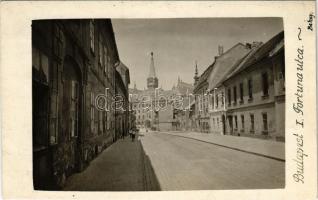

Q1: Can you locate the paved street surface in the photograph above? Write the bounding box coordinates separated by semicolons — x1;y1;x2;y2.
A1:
141;132;284;190
63;131;284;191
64;135;159;191
163;131;285;161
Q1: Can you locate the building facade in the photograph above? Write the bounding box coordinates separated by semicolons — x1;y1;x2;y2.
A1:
115;62;130;140
192;31;285;141
221;32;285;141
129;53;193;131
32;19;124;189
206;43;254;134
193;62;213;133
203;31;285;141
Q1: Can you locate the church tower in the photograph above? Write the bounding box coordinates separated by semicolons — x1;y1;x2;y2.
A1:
194;61;199;85
147;52;159;89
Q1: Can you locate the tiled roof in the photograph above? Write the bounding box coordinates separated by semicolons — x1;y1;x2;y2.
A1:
207;43;251;90
222;31;284;83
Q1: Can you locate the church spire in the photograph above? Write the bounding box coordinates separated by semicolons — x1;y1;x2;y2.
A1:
194;60;199;85
148;52;156;78
147;52;159;89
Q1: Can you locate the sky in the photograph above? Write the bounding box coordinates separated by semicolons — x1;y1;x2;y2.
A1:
112;18;283;90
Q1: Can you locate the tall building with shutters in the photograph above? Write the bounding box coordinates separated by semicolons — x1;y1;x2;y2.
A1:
32;19;123;189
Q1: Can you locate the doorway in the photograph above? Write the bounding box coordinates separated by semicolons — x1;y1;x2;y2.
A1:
62;58;82;173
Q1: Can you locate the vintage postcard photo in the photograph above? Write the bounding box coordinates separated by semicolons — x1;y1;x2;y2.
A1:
0;1;316;200
32;18;285;191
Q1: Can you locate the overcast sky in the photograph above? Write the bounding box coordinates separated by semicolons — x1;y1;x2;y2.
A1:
112;18;283;90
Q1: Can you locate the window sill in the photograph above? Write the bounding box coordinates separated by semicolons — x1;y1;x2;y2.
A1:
248;98;253;103
33;145;49;153
239;100;244;105
262;95;269;100
262;130;269;135
90;48;95;56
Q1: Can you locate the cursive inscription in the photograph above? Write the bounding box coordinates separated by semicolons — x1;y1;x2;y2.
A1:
292;27;307;184
306;12;315;31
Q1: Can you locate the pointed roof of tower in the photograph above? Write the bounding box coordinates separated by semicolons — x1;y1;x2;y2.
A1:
148;52;156;78
195;60;198;76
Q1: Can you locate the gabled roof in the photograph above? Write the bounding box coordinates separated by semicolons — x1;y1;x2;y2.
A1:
222;31;284;84
116;62;130;88
174;80;194;95
207;43;251;90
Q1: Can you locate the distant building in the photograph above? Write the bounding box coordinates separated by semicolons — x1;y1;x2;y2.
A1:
115;62;130;140
193;61;214;133
129;53;193;131
193;44;251;133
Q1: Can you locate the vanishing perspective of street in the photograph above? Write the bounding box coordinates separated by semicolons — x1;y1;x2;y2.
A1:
32;18;285;191
64;131;284;191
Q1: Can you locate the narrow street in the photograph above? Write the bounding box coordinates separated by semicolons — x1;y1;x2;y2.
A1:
64;131;284;191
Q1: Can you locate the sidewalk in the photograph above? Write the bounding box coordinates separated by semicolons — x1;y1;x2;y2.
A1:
63;135;149;191
161;131;285;161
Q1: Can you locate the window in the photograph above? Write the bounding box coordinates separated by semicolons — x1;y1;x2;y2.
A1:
104;111;107;133
99;35;103;65
98;110;103;135
32;46;40;70
221;92;224;105
248;79;253;100
233;86;237;104
53;25;63;58
70;81;79;137
32;47;49;82
239;82;244;103
211;94;214;108
262;72;269;97
89;20;95;52
262;113;268;133
250;114;254;133
104;46;108;73
90;92;95;134
241;115;245;131
234;115;238;130
216;94;219;108
227;88;231;106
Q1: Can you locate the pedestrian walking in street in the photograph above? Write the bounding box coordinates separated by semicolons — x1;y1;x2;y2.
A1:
129;129;132;139
131;130;136;142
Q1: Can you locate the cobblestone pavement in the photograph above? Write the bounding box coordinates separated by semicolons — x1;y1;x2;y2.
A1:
140;132;285;190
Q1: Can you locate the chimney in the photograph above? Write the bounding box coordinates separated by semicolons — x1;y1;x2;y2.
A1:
218;45;224;56
246;43;252;49
252;41;263;48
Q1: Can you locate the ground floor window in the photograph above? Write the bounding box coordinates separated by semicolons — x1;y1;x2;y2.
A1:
262;113;268;134
250;114;254;133
241;115;245;132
